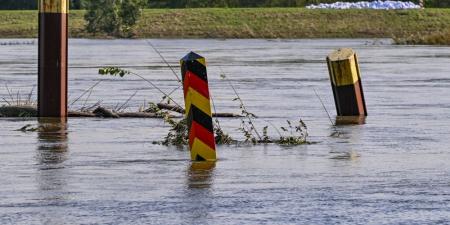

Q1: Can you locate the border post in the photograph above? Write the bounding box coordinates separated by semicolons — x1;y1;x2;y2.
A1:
327;48;367;117
180;52;216;161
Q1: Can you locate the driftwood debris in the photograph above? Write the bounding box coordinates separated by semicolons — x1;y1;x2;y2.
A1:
156;103;184;114
1;106;167;119
68;110;167;118
118;112;160;118
0;105;38;117
68;111;96;117
213;112;242;118
0;105;240;118
93;106;120;118
155;103;242;118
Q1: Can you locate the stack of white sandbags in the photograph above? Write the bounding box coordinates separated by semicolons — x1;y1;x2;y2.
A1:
306;1;421;9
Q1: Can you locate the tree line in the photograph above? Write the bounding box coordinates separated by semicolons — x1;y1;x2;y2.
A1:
0;0;448;10
0;0;82;10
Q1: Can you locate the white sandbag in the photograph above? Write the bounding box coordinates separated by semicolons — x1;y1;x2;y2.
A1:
306;1;421;10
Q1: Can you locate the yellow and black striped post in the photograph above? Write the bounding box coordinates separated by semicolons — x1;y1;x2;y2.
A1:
180;52;216;161
327;48;367;117
38;0;68;117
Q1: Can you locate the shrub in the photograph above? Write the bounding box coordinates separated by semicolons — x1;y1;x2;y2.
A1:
84;0;146;37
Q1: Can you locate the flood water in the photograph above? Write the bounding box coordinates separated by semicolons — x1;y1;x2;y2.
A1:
1;39;449;224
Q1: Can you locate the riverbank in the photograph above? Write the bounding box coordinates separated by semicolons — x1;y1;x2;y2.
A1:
0;8;449;44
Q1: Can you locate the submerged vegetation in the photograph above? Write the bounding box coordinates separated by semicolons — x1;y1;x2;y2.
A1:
221;73;308;145
99;66;309;146
0;8;449;44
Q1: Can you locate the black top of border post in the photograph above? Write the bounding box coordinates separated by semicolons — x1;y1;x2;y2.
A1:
182;51;203;62
181;51;207;82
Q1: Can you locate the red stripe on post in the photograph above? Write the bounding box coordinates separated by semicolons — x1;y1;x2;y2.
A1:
183;70;210;99
189;121;216;150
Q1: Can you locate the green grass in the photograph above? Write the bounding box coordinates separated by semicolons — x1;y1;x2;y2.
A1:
0;10;38;38
1;8;450;44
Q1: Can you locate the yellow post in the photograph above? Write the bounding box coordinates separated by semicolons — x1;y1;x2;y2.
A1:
327;48;367;117
180;52;216;161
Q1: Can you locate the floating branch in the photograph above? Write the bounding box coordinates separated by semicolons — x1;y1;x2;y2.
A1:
0;106;170;119
155;103;241;118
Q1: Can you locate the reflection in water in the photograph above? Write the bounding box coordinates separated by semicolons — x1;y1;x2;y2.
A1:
187;161;216;189
185;162;216;224
329;118;363;161
35;118;70;225
330;151;361;160
36;118;68;165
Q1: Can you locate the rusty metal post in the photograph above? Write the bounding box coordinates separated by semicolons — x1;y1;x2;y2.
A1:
38;0;68;117
180;52;216;161
327;48;367;117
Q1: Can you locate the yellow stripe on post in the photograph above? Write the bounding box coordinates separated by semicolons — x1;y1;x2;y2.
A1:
39;0;68;14
185;87;212;117
190;139;216;162
196;58;207;67
328;48;360;87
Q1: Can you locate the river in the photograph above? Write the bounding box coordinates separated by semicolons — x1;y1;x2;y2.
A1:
0;39;449;224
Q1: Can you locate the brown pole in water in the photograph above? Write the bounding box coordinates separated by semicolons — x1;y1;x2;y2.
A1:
327;48;367;117
38;0;68;117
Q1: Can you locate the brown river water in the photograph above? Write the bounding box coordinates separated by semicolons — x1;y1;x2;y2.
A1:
0;39;449;224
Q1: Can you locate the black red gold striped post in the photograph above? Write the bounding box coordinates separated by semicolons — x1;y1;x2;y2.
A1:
38;0;68;117
180;52;216;161
327;48;367;117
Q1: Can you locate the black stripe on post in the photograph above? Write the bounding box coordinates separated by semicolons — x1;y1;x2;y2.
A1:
187;105;214;133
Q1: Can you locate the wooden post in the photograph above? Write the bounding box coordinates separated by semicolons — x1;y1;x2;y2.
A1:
38;0;68;117
180;52;216;161
420;0;424;8
327;48;367;117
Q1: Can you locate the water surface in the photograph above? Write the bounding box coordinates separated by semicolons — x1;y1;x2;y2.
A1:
0;39;449;224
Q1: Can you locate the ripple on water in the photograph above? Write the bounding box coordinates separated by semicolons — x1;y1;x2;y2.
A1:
0;39;450;224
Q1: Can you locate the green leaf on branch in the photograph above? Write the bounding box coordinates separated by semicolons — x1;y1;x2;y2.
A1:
99;67;131;77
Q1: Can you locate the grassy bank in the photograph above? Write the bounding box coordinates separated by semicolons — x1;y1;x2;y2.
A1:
0;8;449;44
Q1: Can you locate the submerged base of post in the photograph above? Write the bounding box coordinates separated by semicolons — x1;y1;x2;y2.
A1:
335;116;366;125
